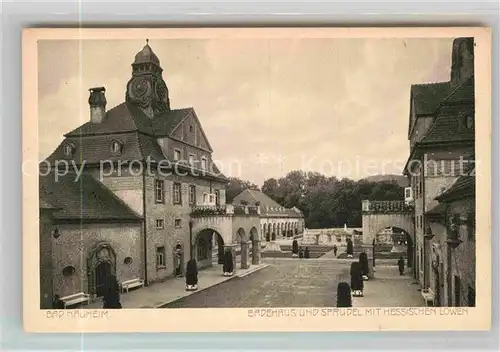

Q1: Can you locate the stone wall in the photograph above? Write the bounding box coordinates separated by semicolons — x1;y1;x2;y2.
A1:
51;222;143;297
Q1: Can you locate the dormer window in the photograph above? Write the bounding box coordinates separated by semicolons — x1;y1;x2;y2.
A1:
63;143;75;157
201;157;207;170
110;140;122;154
189;125;193;132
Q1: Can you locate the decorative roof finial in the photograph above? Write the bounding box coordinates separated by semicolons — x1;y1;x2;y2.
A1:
146;38;149;45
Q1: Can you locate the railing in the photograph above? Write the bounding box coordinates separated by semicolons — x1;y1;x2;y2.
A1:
190;205;233;217
362;200;414;214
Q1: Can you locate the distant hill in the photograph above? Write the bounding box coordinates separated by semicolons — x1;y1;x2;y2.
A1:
362;174;409;188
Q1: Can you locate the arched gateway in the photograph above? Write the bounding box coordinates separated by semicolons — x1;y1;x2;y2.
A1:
87;242;117;298
361;200;415;275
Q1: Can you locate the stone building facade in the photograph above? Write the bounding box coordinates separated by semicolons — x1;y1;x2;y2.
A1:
232;189;305;241
403;37;475;305
40;42;262;305
39;198;59;309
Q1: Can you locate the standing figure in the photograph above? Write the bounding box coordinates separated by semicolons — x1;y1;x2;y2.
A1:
292;239;299;258
304;247;310;259
103;275;122;309
398;256;405;275
333;244;338;257
298;247;304;259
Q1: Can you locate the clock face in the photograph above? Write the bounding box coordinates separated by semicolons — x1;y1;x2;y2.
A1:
127;77;152;107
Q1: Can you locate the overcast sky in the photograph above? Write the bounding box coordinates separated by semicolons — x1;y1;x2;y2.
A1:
38;38;453;186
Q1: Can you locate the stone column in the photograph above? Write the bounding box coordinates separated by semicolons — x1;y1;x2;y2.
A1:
252;240;261;265
240;241;251;269
362;244;375;279
224;244;237;273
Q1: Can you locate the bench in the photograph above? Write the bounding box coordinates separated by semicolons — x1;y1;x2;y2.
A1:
121;278;145;293
61;292;91;308
421;290;435;306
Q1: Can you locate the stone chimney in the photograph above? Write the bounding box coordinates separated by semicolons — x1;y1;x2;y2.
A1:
88;87;107;123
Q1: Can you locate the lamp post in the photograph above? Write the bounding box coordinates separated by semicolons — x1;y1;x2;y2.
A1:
372;237;376;268
189;219;194;260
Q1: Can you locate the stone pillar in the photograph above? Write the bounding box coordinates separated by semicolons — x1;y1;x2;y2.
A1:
252;240;261;265
240;241;251;269
224;244;237;273
362;244;375;279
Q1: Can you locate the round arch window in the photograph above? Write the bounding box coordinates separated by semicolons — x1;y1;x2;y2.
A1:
62;266;76;277
124;257;133;265
110;140;123;154
63;143;75;157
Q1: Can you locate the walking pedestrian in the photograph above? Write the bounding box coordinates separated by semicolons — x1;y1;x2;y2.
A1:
333;244;338;257
398;256;405;275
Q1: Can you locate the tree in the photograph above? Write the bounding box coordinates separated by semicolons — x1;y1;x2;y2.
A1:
346;239;354;255
359;252;369;277
350;262;364;293
336;282;352;307
185;259;198;290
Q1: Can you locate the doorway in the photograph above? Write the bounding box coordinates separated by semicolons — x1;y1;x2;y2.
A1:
174;244;184;277
95;262;111;298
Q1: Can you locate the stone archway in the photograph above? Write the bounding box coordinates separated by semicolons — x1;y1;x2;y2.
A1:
249;227;261;265
374;226;413;268
87;242;116;298
195;229;224;269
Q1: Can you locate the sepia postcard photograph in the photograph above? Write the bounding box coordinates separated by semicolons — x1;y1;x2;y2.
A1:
22;27;491;333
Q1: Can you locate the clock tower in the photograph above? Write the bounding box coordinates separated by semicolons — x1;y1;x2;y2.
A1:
126;40;171;118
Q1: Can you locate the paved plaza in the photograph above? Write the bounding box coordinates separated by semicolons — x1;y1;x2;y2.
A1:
163;252;423;308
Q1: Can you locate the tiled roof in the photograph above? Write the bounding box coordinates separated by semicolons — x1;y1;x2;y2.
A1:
442;75;474;104
45;132;155;165
435;175;475;202
65;102;193;138
232;189;303;218
418;79;475;145
425;202;447;216
39;172;142;221
411;82;451;116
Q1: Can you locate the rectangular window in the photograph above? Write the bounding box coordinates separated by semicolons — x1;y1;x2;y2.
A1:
201;157;207;170
174;149;181;161
420;215;423;229
209;194;215;204
188;153;195;166
189;185;196;205
174;219;181;228
203;193;208;204
173;183;182;204
156;219;164;229
156;246;166;268
215;190;220;206
154;179;164;203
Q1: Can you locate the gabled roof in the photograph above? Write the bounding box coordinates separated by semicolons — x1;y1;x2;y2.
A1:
65;102;194;138
45;132;164;165
232;189;303;218
408;81;451;137
39;172;142;221
411;82;451;116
